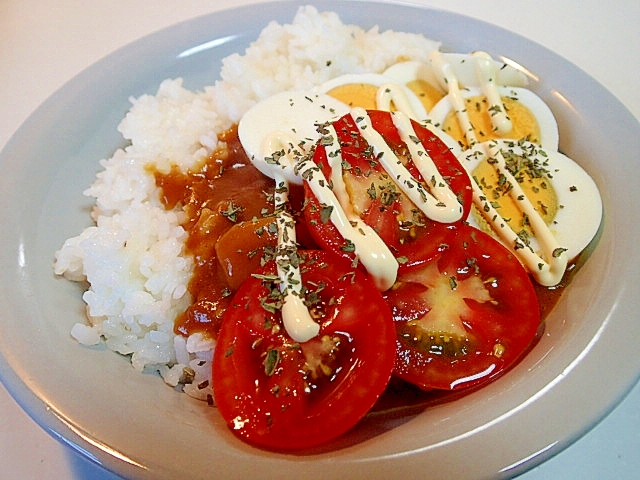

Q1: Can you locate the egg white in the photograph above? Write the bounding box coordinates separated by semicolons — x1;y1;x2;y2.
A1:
238;91;350;185
463;139;602;263
382;56;556;153
432;53;529;90
383;54;529;93
383;60;439;88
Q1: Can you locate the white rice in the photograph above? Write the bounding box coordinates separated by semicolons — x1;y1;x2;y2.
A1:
53;5;441;401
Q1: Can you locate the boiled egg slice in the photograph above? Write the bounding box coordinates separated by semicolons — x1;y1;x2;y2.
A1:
317;72;463;160
238;91;349;185
428;86;560;151
426;53;529;91
382;54;529;112
315;73;428;121
381;61;445;112
464;139;602;278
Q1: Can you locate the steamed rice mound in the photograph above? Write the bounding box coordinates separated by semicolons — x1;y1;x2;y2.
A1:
53;6;441;400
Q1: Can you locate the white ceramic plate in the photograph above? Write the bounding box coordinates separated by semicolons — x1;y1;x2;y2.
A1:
1;1;639;479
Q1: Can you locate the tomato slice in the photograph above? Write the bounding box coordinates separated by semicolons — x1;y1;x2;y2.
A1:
384;223;540;391
303;110;472;265
212;250;396;450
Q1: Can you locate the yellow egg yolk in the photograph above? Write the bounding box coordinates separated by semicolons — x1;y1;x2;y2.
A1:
327;81;443;113
471;150;558;239
406;79;444;112
442;96;541;149
327;83;380;109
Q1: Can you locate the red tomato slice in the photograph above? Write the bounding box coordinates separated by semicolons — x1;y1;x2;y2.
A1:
384;223;540;391
303;110;472;267
212;250;396;450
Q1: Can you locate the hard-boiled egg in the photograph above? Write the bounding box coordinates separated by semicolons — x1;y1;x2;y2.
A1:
315;73;428;120
317;72;465;160
382;54;529;112
381;61;445;112
428;86;560;151
238;91;349;185
427;53;529;90
463;139;602;269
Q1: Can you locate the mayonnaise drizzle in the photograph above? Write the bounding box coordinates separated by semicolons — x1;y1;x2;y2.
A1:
375;83;425;120
263;135;320;343
317;73;428;121
469;146;568;285
298;124;399;291
274;180;320;343
391;111;464;221
262;132;304;181
429;50;568;286
472;51;513;134
351;107;464;224
259;105;467;296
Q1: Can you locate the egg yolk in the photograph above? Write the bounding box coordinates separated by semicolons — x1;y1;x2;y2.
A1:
327;83;380;109
328;80;443;113
471;151;558;239
442;96;541;148
406;79;444;112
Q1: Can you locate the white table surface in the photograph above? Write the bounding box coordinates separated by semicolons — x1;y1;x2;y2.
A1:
1;0;638;478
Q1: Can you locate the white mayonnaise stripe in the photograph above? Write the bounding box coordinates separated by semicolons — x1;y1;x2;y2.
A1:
390;111;463;222
472;51;513;134
430;50;568;286
256;116;397;343
376;83;424;120
273;174;320;343
325;124;354;215
264;135;319;343
262;131;303;176
351;107;463;224
472;142;568;286
299;138;398;292
429;51;479;146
